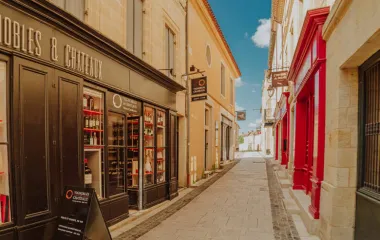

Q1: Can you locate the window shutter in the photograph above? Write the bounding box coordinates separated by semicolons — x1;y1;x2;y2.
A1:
127;0;134;53
134;0;143;58
169;30;175;77
65;0;84;21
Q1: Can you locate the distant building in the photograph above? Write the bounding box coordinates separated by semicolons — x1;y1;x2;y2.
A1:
239;131;261;152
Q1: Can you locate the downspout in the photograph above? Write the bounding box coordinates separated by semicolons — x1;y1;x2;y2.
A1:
185;0;190;187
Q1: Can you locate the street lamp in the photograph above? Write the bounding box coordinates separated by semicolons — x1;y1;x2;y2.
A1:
267;85;275;98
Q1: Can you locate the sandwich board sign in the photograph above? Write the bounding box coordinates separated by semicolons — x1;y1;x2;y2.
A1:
55;186;111;239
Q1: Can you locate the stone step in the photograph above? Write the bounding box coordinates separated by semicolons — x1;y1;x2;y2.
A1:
280;179;292;188
283;199;301;214
276;170;287;179
291;214;320;240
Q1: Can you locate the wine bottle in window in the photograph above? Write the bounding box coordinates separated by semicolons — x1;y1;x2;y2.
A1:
95;116;100;129
90;133;94;145
88;96;94;110
84;158;92;187
93;133;97;145
83;95;88;109
85;115;89;128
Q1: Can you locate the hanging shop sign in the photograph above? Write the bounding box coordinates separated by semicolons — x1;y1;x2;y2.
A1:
55;186;111;240
107;92;142;115
191;95;207;102
236;111;246;121
272;71;289;87
191;77;208;95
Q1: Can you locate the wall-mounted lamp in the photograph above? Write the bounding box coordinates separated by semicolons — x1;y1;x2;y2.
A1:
267;85;275;98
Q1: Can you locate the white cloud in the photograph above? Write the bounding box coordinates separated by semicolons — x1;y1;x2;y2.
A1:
251;19;271;48
235;77;244;87
252;88;256;93
248;123;256;128
244;32;249;39
235;102;244;111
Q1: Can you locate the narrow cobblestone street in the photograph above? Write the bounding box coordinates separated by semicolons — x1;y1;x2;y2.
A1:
116;152;299;240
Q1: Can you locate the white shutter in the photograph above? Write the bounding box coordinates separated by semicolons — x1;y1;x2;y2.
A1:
127;0;134;53
134;0;143;58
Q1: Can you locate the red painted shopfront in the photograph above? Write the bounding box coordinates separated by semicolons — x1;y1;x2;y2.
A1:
274;92;290;167
288;7;329;219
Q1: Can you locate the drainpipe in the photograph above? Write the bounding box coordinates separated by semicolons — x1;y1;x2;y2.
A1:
185;0;190;187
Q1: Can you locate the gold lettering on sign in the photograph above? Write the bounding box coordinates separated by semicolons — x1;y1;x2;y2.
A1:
21;25;27;52
51;37;58;62
13;21;20;49
64;45;103;80
65;44;71;68
27;27;34;54
4;17;11;46
35;31;42;56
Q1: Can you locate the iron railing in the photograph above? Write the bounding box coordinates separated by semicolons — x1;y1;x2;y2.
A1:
364;61;380;193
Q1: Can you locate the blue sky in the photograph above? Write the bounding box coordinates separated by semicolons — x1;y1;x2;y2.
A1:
208;0;271;134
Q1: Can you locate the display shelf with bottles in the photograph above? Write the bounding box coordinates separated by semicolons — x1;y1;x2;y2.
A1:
84;149;103;199
144;107;155;185
83;88;105;199
127;117;139;188
83;88;104;149
107;112;126;196
156;110;166;183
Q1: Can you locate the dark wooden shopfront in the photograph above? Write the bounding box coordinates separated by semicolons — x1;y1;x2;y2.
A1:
0;1;184;239
356;50;380;240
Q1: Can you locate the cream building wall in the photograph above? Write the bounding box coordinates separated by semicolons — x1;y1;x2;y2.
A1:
188;0;240;181
51;0;188;186
320;0;380;239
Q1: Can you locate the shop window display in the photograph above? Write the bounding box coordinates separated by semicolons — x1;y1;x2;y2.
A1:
156;110;166;183
83;88;105;199
144;106;155;185
108;112;126;196
127;115;140;188
0;61;11;224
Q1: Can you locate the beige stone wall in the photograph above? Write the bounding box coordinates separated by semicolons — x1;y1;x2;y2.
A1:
321;0;380;239
187;0;239;181
86;0;127;48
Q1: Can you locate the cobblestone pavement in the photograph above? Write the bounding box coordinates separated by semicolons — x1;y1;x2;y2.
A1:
117;152;300;240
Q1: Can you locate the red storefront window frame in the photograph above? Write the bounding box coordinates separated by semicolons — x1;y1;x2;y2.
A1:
287;7;329;219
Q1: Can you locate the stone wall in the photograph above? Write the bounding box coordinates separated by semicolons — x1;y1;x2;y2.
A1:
321;0;380;239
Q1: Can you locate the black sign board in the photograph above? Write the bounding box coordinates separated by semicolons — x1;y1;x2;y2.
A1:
108;92;142;115
55;186;111;240
191;77;208;95
192;95;207;102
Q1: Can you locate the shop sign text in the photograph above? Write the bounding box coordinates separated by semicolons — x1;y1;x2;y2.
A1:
0;14;103;80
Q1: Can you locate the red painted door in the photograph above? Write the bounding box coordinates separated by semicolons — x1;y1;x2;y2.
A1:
304;96;314;194
281;115;288;166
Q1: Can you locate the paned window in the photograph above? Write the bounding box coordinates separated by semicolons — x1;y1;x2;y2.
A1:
107;112;126;196
221;64;226;96
165;27;176;78
50;0;84;21
144;106;155;185
127;0;143;58
0;60;11;224
230;78;234;104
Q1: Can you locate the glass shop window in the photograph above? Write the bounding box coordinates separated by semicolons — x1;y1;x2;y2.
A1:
143;106;155;185
156;110;166;183
107;112;126;196
83;87;105;199
0;61;11;224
